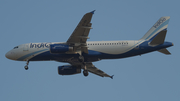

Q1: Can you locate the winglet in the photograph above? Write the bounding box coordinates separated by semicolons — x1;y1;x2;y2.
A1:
90;10;96;14
110;75;114;79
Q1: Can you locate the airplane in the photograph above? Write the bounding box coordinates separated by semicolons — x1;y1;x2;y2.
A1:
5;10;173;79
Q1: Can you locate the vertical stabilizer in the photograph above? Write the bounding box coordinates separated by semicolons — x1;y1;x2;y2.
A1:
150;30;167;45
140;16;170;41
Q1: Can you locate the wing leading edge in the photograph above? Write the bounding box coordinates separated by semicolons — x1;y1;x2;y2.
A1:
67;10;95;54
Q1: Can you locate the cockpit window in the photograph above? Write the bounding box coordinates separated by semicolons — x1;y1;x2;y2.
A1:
13;46;18;49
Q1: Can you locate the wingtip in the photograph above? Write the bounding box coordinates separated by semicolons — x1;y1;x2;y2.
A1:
90;10;96;14
110;75;114;79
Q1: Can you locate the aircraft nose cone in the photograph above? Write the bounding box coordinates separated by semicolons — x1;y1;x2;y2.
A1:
5;51;11;59
5;51;16;60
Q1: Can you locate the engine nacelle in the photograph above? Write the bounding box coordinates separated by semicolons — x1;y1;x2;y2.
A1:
50;44;73;53
58;65;81;75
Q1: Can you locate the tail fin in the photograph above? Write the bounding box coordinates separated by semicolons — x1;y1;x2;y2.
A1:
150;30;167;45
140;16;170;41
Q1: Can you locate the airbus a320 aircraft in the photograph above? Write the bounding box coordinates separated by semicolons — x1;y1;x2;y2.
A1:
6;11;173;79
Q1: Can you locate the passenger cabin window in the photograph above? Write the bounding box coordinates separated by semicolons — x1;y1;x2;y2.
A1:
13;46;18;49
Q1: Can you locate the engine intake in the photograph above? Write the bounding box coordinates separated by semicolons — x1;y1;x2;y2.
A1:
50;44;73;53
58;65;81;75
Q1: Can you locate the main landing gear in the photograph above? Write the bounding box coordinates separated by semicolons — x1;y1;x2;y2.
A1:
83;70;89;76
79;55;89;77
24;61;29;70
78;55;84;62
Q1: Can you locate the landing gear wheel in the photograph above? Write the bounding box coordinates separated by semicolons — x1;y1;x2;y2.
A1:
24;65;28;70
83;70;89;77
24;61;29;70
79;55;84;62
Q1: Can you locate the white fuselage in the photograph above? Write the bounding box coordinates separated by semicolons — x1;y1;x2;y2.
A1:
5;40;140;61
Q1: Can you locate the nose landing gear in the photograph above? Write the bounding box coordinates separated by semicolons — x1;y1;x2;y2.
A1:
24;61;29;70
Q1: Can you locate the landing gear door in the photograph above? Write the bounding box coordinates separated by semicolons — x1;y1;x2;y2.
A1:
23;44;29;51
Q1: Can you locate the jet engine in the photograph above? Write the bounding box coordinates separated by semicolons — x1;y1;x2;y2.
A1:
58;65;81;75
50;44;73;53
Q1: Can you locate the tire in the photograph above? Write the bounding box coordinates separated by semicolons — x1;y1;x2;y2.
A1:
24;66;28;70
83;70;89;76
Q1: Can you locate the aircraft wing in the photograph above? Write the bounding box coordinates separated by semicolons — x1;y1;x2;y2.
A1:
66;11;95;54
67;60;113;79
85;63;114;79
66;11;113;79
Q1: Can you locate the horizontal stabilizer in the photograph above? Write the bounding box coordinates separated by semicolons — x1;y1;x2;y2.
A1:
150;30;167;45
158;48;171;55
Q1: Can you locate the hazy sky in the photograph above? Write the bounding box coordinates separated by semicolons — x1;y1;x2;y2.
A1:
1;0;179;101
